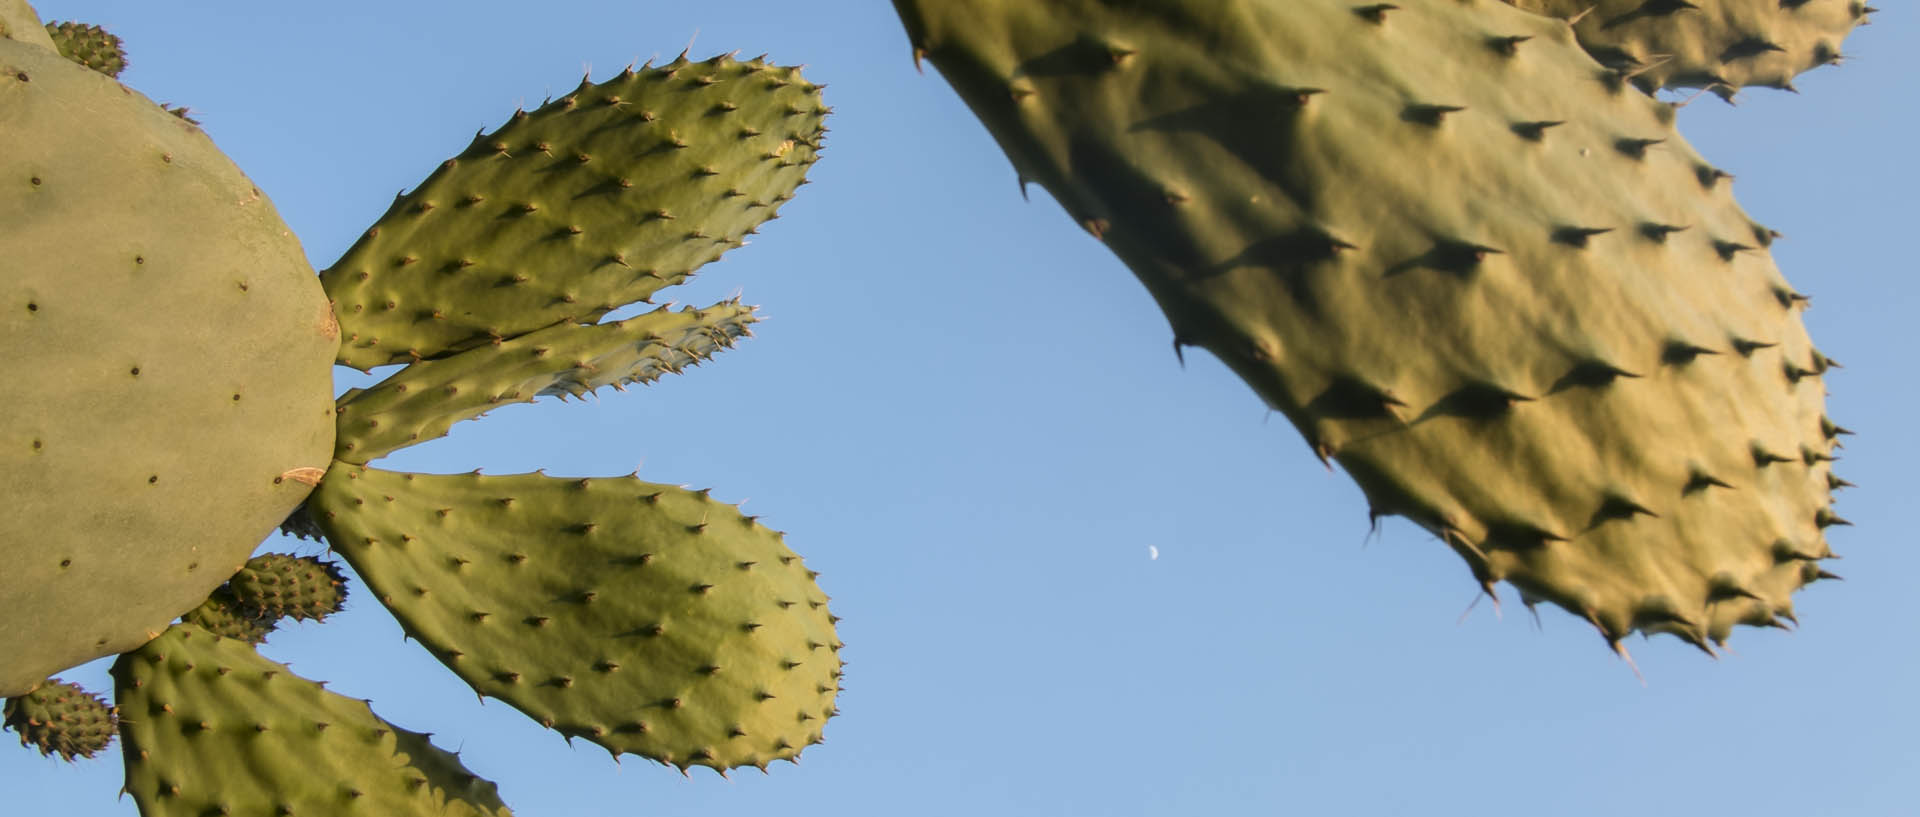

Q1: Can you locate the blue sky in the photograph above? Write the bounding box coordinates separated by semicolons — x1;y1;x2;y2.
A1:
9;2;1916;815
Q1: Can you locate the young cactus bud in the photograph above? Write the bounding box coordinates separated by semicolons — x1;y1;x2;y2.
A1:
42;21;125;77
3;678;116;761
180;553;350;645
225;553;350;624
181;588;279;645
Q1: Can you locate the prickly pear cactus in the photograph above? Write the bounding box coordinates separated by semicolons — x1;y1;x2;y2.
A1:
3;678;116;761
893;0;1846;656
297;52;838;775
2;3;838;811
42;20;125;77
0;27;337;697
300;52;835;783
1507;0;1873;96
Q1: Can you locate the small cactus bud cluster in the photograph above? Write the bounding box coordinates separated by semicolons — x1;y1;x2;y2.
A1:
182;553;348;644
3;678;117;761
41;20;124;76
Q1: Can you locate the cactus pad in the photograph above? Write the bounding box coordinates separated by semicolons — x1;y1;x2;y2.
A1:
1509;0;1873;97
114;625;512;817
0;39;338;696
322;54;826;370
309;464;841;771
335;301;757;464
42;21;125;77
895;0;1844;654
0;1;55;50
3;678;115;761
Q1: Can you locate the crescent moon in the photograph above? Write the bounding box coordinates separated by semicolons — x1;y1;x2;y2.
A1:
1148;545;1159;560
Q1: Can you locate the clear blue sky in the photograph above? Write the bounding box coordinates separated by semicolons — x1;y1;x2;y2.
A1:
10;2;1916;815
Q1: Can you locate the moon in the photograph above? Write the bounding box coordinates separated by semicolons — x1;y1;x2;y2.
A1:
1147;545;1159;560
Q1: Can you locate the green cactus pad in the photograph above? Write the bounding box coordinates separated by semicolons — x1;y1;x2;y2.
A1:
4;678;115;761
308;464;841;772
335;301;757;464
43;21;125;78
1508;0;1871;96
895;0;1842;653
114;624;513;817
0;1;55;50
0;40;337;696
322;54;826;370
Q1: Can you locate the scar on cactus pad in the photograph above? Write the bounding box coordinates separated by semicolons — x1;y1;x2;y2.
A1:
3;3;836;812
893;0;1852;663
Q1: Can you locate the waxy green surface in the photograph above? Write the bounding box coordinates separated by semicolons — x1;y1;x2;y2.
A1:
0;37;335;696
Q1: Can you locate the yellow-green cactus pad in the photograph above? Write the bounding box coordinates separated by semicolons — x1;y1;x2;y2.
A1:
322;54;825;370
115;625;512;817
309;465;841;772
334;301;757;464
0;40;337;696
894;0;1844;654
